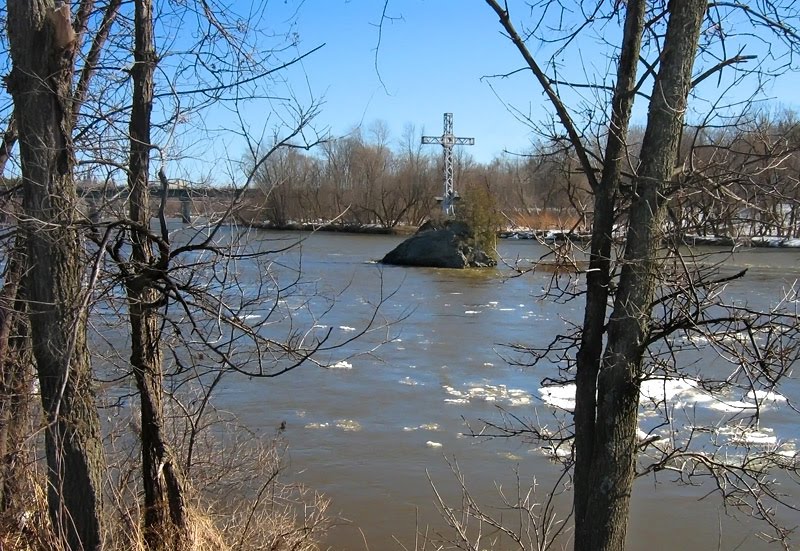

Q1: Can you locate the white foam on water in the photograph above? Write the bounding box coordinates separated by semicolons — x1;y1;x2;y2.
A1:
399;376;420;386
464;310;481;315
499;308;516;312
328;360;353;369
483;362;495;367
426;441;443;448
242;314;262;320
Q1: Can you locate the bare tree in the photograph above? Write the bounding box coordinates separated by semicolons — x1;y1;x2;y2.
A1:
483;1;800;550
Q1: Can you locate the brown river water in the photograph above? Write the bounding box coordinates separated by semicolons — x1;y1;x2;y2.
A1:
103;230;800;550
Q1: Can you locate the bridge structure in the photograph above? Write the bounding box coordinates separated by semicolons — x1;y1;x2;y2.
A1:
78;182;260;224
422;113;475;216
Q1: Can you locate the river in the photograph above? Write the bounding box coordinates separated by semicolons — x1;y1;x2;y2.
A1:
154;230;800;550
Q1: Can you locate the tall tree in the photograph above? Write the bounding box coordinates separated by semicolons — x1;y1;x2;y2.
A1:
5;1;104;548
578;3;706;548
124;0;189;547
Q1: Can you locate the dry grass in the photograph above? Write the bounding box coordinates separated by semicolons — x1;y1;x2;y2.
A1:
1;407;329;551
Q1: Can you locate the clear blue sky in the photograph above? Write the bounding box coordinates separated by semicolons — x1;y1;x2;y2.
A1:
192;0;800;181
281;0;544;161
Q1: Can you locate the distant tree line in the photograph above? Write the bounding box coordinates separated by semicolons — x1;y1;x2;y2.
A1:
246;110;800;239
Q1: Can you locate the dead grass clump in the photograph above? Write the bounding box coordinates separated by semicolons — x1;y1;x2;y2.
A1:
103;406;332;551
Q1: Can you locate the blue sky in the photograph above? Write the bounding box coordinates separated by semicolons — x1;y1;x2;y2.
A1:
281;1;543;161
190;0;800;181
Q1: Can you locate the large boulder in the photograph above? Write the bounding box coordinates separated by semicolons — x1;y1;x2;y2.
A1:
380;220;497;269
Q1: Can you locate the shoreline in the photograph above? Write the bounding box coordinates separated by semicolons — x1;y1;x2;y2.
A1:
246;221;800;249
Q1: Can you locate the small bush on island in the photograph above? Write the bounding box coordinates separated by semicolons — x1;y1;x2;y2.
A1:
455;185;504;260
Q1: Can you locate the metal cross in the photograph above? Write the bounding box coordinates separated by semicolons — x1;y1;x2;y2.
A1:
422;113;475;216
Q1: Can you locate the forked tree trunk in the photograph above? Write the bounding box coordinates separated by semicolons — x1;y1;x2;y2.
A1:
576;2;707;550
572;0;646;540
6;1;105;549
126;0;189;548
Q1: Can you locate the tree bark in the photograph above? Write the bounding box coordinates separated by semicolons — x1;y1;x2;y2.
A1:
126;0;189;547
577;2;707;550
6;1;105;549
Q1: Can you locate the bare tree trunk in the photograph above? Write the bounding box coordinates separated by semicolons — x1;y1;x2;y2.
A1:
126;0;189;547
0;236;34;519
572;2;645;541
6;2;105;549
578;2;707;550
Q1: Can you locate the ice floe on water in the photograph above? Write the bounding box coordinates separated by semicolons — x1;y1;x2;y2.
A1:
535;376;795;456
498;451;523;461
328;360;353;369
338;325;356;332
426;441;443;448
442;382;532;407
639;377;698;403
540;377;788;415
304;422;329;429
464;310;481;315
538;384;577;411
747;389;788;403
335;419;362;431
399;376;421;386
721;426;778;446
403;423;439;432
305;419;362;432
